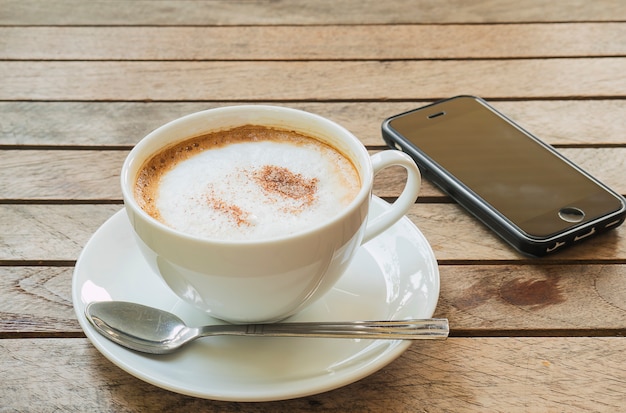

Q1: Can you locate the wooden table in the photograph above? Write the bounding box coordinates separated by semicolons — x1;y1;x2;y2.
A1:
2;1;625;411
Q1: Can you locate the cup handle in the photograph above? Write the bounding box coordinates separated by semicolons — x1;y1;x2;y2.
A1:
362;150;421;244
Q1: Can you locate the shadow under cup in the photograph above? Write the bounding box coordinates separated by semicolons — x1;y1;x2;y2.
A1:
121;105;418;323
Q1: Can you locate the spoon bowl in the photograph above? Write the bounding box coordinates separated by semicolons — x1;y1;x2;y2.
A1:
85;301;449;355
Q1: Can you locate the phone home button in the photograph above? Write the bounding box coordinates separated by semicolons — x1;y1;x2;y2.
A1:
558;207;585;223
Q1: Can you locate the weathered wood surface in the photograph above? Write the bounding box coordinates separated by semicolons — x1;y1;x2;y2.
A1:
2;59;625;101
2;338;625;412
2;101;625;147
2;0;625;410
0;205;120;262
3;23;625;60
3;0;625;25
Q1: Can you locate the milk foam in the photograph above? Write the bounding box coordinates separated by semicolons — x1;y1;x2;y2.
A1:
145;129;360;241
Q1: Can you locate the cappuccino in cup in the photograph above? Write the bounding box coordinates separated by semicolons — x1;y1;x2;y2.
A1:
121;105;421;322
135;125;360;241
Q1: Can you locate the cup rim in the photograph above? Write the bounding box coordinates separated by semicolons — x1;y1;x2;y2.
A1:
121;105;373;245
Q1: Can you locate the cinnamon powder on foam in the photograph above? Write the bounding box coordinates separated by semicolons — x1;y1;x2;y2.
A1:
254;165;318;208
135;125;357;230
200;166;318;228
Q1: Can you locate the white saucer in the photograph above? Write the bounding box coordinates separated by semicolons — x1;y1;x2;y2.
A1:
72;196;440;402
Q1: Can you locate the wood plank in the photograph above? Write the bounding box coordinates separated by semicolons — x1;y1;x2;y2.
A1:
439;265;626;331
0;266;79;334
2;101;625;147
3;23;625;60
3;263;626;335
1;147;623;200
0;150;128;200
1;59;625;101
1;337;624;411
0;204;121;262
1;204;625;263
2;0;625;25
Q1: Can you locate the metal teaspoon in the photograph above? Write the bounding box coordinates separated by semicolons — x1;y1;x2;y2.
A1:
85;301;449;354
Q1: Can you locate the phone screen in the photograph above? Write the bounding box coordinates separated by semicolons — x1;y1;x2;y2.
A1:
388;97;623;237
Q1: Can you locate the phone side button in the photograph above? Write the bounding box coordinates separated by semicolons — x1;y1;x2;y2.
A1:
574;227;596;242
546;241;566;253
605;219;622;228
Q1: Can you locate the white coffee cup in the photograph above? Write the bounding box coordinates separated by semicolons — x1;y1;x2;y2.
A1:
121;106;421;323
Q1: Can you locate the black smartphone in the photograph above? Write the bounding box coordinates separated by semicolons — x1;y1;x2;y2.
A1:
381;95;626;256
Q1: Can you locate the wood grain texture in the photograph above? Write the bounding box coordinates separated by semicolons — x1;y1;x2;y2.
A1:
0;267;78;334
3;23;625;60
0;205;121;262
438;265;626;330
1;204;624;263
1;338;625;411
1;59;625;101
0;150;127;200
2;100;626;147
3;0;626;25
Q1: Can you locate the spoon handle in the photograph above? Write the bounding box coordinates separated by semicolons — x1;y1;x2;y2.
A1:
201;318;449;340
